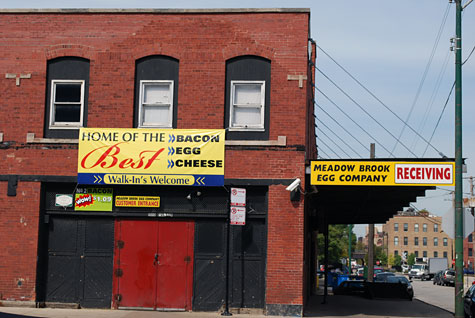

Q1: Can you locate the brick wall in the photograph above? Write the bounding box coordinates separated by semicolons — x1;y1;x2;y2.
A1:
0;10;311;307
0;181;41;301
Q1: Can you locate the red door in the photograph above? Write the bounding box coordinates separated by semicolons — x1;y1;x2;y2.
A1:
114;220;194;310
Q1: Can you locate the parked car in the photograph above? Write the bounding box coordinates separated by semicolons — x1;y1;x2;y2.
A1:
333;280;367;296
464;284;475;318
441;269;455;286
433;270;444;285
366;275;414;301
372;267;385;278
386;275;414;300
464;268;475;275
374;272;396;282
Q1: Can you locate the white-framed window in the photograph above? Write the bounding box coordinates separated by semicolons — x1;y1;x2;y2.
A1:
138;80;174;128
49;80;85;129
229;80;265;131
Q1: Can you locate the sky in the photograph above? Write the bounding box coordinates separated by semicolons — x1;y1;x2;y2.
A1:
2;1;474;237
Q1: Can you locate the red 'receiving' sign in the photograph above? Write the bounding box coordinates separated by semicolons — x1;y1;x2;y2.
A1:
394;164;453;185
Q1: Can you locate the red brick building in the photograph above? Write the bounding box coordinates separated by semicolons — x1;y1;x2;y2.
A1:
0;9;316;316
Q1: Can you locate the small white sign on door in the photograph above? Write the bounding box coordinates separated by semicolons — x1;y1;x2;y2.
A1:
230;206;246;226
230;187;246;206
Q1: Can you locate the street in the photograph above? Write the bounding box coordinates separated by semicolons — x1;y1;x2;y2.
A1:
411;275;475;314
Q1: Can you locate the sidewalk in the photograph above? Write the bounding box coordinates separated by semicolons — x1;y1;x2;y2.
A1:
0;295;453;318
0;308;272;318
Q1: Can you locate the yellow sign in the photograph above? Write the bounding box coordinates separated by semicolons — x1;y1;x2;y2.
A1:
77;128;225;186
115;196;160;207
311;161;455;186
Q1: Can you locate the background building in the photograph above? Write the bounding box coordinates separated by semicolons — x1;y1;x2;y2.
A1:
383;210;453;263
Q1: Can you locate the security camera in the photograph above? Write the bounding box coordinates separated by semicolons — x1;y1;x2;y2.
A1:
286;178;301;192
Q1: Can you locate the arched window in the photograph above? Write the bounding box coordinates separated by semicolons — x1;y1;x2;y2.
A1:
135;56;179;128
45;57;89;138
225;56;271;140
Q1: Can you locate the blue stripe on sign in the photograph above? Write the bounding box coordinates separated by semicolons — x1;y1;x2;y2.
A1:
77;173;105;185
192;175;224;186
77;173;224;186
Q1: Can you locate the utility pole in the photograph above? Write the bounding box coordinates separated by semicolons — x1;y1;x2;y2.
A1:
453;1;464;317
470;177;474;272
367;143;375;282
348;224;353;272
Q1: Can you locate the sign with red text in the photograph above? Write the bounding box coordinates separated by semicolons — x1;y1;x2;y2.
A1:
311;161;455;186
230;187;246;206
115;196;160;208
77;128;225;186
230;206;246;225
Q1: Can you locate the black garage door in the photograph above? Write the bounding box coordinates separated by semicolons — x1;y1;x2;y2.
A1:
193;218;266;311
42;216;114;308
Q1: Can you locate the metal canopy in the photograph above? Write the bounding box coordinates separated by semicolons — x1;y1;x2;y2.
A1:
308;184;435;225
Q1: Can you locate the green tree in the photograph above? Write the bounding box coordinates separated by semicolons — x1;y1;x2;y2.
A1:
317;224;357;265
365;245;388;266
391;254;402;267
374;245;387;266
355;240;365;251
407;253;416;266
388;255;394;267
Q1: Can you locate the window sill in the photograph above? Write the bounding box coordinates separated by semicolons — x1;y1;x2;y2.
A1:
225;136;286;147
26;133;287;147
27;133;78;144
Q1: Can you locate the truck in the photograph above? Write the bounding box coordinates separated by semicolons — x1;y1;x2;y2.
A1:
408;257;448;280
427;257;448;279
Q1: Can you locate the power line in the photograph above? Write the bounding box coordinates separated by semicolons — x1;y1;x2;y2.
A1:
316;69;418;157
314;102;370;155
391;3;451;154
315;89;395;157
317;148;331;159
316;118;363;158
316;45;443;157
317;136;342;159
422;81;455;156
316;127;352;158
463;43;475;65
411;49;451;152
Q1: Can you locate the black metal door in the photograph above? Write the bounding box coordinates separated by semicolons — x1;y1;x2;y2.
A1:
192;218;266;311
44;216;114;308
231;219;266;308
192;220;227;311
